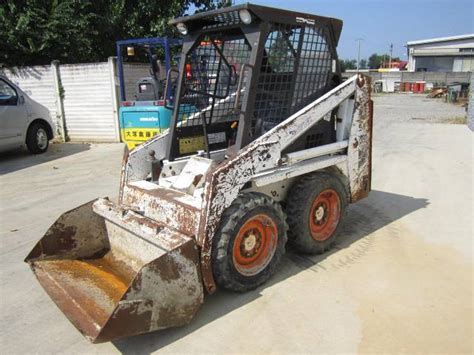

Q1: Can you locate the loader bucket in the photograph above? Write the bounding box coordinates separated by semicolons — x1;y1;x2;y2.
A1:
25;199;204;343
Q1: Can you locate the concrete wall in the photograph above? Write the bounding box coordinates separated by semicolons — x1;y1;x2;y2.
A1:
2;59;120;142
60;62;119;142
343;71;472;92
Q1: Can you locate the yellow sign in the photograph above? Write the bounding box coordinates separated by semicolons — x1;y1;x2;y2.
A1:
121;128;162;150
179;136;206;154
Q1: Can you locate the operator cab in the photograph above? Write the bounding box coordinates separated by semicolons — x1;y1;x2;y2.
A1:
135;57;174;101
165;3;343;161
136;77;162;101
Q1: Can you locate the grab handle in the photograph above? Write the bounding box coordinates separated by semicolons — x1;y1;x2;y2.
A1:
233;64;253;114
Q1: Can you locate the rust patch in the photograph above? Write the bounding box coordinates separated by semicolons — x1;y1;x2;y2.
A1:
26;223;78;260
119;146;130;204
126;185;200;213
122;184;200;237
348;74;372;202
368;99;374;193
96;300;153;343
149;254;182;281
192;174;203;187
30;253;135;342
356;74;366;88
25;200;109;262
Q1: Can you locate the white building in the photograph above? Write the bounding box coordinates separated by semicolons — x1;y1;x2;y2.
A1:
407;34;474;72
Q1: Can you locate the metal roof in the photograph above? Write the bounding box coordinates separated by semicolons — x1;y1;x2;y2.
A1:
169;3;343;43
407;34;474;46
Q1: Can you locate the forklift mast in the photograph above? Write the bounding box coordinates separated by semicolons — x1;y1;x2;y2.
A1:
116;37;182;149
115;37;182;102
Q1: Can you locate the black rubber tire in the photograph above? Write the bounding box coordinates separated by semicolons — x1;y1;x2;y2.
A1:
26;123;49;154
211;192;288;292
286;172;348;254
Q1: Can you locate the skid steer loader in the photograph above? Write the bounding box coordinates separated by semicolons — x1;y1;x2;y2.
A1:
25;3;372;343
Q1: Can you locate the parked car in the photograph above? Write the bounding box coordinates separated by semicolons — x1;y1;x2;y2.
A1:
0;75;55;154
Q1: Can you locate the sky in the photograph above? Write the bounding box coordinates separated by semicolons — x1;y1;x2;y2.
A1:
227;0;474;60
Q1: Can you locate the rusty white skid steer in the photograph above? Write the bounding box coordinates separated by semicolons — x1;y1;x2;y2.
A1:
25;4;372;343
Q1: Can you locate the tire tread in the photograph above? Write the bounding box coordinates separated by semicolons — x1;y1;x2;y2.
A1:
212;192;288;292
286;172;348;254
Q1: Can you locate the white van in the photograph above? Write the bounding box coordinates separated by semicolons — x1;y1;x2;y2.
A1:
0;75;55;154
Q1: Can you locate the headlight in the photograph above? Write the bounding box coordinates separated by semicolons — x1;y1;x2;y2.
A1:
239;9;252;24
176;23;188;35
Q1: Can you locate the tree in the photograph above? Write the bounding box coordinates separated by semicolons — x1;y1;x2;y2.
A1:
0;0;220;67
339;59;357;72
359;59;367;69
268;31;293;72
368;53;400;69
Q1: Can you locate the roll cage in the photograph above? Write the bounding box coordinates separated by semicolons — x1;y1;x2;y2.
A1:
166;3;343;161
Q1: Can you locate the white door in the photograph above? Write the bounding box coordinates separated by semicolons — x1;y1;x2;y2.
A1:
0;79;28;149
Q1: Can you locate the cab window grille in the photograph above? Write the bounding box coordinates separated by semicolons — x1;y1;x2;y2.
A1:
293;26;332;107
175;35;251;130
305;132;325;148
252;23;333;137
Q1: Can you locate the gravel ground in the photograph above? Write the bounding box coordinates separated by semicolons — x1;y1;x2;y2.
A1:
0;94;472;354
374;93;467;123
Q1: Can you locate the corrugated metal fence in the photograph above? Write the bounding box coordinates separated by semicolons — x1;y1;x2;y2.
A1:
2;58;121;142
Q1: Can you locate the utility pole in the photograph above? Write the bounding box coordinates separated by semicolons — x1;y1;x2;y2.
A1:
355;38;363;72
389;43;393;68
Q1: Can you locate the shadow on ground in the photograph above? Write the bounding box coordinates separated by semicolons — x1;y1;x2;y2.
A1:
0;143;90;175
112;189;429;354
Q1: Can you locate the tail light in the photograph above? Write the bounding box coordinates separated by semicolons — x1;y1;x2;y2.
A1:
122;101;135;107
185;64;192;79
153;100;164;106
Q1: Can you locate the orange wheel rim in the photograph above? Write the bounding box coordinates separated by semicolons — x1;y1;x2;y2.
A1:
309;189;341;241
232;214;278;276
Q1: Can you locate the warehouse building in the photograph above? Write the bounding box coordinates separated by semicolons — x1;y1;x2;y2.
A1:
407;34;474;72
